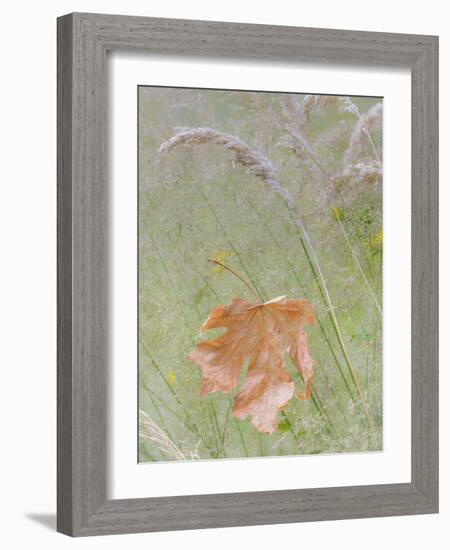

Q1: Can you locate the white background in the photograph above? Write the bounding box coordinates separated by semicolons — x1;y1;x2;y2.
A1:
0;1;447;549
110;55;411;498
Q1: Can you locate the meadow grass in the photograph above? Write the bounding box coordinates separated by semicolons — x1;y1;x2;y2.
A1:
138;87;383;461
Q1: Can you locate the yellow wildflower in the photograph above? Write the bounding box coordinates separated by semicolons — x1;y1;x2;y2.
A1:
364;228;383;253
331;206;344;222
372;229;383;248
211;250;234;273
167;371;175;384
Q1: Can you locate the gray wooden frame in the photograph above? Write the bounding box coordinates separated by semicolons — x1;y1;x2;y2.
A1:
57;12;438;537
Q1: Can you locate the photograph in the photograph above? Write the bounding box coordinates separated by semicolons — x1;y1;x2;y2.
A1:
138;87;383;462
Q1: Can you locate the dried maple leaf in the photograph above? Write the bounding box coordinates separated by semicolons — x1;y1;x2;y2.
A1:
188;296;315;434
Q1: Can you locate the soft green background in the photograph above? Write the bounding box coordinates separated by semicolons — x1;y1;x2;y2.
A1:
138;87;382;462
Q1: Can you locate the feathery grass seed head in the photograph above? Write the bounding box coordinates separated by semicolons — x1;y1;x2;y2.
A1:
159;127;295;208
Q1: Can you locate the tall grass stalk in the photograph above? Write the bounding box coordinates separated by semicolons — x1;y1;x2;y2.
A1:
140;374;175;441
144;228;190;326
284;136;382;317
142;217;225;454
279;97;382;317
140;375;201;435
245;196;352;385
234;416;249;456
140;341;216;457
287;206;372;427
246;198;350;425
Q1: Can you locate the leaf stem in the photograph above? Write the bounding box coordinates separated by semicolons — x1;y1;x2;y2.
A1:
208;258;260;301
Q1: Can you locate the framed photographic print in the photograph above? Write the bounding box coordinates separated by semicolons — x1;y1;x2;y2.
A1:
57;13;438;536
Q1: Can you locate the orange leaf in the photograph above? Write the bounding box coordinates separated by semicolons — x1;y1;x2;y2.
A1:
188;296;315;434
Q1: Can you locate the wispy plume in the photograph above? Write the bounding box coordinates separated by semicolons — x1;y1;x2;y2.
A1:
280;94;338;128
279;95;324;174
159;127;294;207
334;160;382;188
303;94;338;122
139;409;186;460
341;101;383;166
